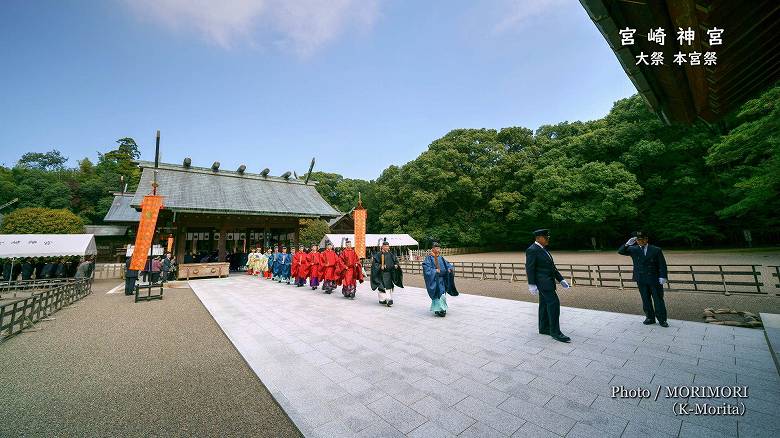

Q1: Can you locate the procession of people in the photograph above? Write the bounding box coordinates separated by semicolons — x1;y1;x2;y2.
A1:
116;226;672;342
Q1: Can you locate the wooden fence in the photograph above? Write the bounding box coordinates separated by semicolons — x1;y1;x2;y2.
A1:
0;279;92;341
771;266;780;289
408;247;483;259
363;260;775;295
93;263;125;280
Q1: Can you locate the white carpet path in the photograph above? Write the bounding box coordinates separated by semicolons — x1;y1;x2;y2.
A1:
189;275;780;437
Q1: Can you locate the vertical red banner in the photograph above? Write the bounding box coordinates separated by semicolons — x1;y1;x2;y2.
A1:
130;195;164;271
354;205;367;259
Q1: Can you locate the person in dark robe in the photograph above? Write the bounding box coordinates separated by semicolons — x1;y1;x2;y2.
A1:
370;240;403;307
67;257;79;277
161;253;173;282
34;258;45;279
340;240;363;299
184;252;194;264
124;256;138;295
21;258;35;280
54;259;68;278
11;259;23;281
422;242;455;317
308;244;321;289
41;259;56;279
320;242;339;294
2;259;12;281
618;231;669;327
526;229;571;343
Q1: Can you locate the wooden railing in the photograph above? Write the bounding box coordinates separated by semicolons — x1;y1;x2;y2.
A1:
770;266;780;292
0;279;92;341
362;260;772;295
408;247;483;259
0;278;82;298
93;263;125;280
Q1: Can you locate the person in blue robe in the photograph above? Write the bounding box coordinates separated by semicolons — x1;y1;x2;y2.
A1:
422;242;455;317
282;247;292;284
270;247;280;281
276;247;290;283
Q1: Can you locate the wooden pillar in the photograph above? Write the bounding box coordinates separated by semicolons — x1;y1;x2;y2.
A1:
218;224;227;262
176;226;187;266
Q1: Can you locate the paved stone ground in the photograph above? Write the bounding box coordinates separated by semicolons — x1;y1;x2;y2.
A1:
190;276;780;437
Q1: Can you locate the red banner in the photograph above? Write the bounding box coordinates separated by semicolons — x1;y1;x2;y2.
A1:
130;195;164;271
354;206;367;259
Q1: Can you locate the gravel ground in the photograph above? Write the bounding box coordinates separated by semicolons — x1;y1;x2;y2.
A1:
0;279;301;438
403;275;780;323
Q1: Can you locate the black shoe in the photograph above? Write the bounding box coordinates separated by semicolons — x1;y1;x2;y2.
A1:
388;300;393;306
441;311;446;317
379;300;387;305
434;311;444;317
552;334;571;343
659;321;669;327
643;318;655;325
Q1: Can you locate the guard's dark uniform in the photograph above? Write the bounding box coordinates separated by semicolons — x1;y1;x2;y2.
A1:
618;241;668;323
526;242;564;337
124;258;138;296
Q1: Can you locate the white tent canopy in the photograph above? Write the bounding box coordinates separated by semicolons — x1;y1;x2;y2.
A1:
0;234;97;258
320;234;419;249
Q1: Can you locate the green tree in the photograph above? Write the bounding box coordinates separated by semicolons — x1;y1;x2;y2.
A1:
298;219;330;246
16;149;68;171
706;84;780;227
0;207;84;234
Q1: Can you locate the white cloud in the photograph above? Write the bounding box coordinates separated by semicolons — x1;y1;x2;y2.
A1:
124;0;380;56
492;0;566;34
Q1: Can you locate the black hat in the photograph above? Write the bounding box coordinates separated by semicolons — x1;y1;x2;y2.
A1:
633;231;648;239
382;239;390;246
432;241;441;248
533;229;550;237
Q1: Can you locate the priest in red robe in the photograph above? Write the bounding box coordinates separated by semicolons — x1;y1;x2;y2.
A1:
339;239;363;299
293;244;309;287
308;244;321;289
320;242;339;294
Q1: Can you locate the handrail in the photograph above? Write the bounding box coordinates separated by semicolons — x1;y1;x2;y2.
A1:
361;259;771;295
0;279;92;342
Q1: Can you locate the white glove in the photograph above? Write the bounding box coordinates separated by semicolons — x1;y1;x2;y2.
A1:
528;284;538;295
561;280;571;289
625;237;637;246
659;278;667;285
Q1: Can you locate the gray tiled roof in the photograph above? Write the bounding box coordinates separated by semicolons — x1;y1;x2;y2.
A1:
84;225;129;236
129;162;341;218
104;193;141;222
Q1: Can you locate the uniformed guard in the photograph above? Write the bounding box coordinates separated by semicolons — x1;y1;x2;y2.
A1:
525;229;571;342
618;231;669;327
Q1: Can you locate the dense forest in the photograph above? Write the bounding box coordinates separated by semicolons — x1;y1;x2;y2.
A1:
1;84;777;249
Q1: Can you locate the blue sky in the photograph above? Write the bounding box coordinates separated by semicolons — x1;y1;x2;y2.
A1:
0;0;636;180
